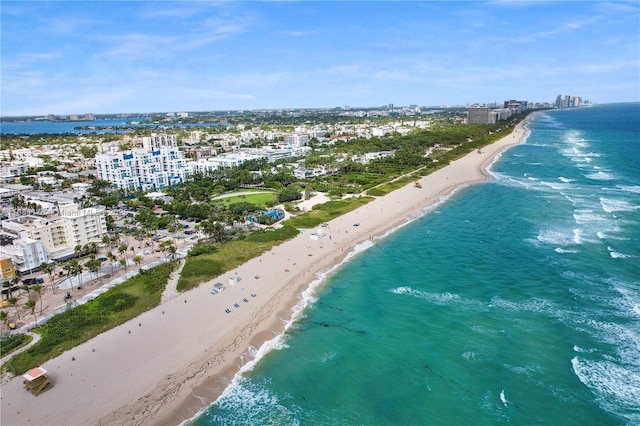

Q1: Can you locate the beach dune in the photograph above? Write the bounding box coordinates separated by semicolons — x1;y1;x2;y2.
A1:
0;119;529;426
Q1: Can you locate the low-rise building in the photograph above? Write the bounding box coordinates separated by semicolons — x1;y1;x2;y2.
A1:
0;234;48;274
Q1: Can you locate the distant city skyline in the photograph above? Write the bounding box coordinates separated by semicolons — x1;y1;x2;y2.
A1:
1;1;639;116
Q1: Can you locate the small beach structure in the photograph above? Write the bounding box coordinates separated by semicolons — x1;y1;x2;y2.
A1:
23;367;53;396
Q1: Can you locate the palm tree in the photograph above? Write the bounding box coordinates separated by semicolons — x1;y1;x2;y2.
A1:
21;283;30;299
73;260;84;289
107;251;117;274
0;310;7;330
8;297;20;320
31;284;43;314
65;259;83;290
167;244;177;260
85;256;102;283
24;299;37;326
101;234;112;251
118;244;128;260
62;261;74;289
40;262;56;294
119;259;127;279
200;220;226;243
11;278;22;296
133;255;143;270
2;280;12;300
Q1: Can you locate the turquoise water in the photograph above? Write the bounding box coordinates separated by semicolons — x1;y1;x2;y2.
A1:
193;103;639;425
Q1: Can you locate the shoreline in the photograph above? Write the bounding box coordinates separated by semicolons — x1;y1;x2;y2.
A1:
0;116;532;426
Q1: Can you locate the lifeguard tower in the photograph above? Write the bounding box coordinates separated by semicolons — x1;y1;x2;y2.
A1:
23;366;53;396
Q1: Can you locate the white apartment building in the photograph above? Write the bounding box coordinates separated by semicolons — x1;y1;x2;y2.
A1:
59;204;108;248
293;165;330;179
0;162;30;183
188;152;260;174
372;127;393;137
96;134;190;191
351;151;396;165
285;134;309;146
0;234;48;274
142;133;178;151
1;203;107;261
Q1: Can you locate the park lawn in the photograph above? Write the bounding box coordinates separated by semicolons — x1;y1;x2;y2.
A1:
2;261;177;376
212;191;276;207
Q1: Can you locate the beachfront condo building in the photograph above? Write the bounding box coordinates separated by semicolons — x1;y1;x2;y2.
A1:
0;203;107;262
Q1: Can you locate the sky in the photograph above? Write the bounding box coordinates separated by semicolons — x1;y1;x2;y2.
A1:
1;1;639;116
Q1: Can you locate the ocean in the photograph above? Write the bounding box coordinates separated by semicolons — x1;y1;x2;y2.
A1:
192;103;639;425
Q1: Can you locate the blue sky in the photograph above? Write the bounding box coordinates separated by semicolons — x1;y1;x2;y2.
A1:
1;1;639;116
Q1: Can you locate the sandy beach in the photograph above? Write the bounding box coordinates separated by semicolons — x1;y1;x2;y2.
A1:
0;119;530;426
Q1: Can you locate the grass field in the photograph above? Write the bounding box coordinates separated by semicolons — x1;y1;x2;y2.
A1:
212;190;276;207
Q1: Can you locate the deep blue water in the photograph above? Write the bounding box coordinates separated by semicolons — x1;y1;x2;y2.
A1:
193;103;639;425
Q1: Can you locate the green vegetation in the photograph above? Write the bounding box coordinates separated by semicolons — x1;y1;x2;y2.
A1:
2;261;177;376
0;333;32;358
213;190;276;207
177;226;300;292
187;243;218;257
286;197;374;229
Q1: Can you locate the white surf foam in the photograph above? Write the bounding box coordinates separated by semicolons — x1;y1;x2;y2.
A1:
193;379;300;425
585;171;614;181
500;389;510;407
572;357;640;422
607;247;630;259
600;197;640;213
462;351;476;361
555;247;578;254
541;180;571;191
573;345;597;353
390;286;462;306
559;177;575;183
618;185;640;194
536;229;576;247
573;228;583;245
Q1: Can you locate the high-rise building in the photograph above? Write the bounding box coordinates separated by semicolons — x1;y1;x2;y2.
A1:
96;134;190;191
467;107;490;124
